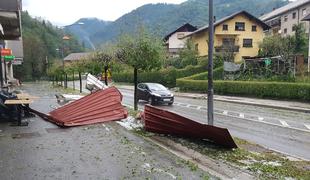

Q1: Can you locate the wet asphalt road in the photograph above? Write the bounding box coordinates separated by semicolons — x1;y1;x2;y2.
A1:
119;88;310;161
0;82;213;180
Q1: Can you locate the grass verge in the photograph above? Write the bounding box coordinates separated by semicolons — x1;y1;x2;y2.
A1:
133;128;310;180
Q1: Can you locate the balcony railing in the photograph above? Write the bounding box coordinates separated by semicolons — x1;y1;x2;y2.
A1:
215;45;239;53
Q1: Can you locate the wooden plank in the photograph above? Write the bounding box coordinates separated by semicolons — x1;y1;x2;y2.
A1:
4;99;33;105
16;94;39;100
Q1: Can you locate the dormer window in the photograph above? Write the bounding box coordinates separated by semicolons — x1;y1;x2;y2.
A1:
235;22;245;31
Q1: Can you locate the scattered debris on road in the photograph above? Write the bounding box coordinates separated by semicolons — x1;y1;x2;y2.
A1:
55;94;84;105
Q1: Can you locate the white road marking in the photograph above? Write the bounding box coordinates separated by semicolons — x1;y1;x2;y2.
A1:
186;104;191;108
122;97;310;133
280;120;290;127
239;113;245;118
215;112;310;133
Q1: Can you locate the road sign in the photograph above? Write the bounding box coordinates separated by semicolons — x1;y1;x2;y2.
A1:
12;58;23;65
4;55;15;61
1;49;12;56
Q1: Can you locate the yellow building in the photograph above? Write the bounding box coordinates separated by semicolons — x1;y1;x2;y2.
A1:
184;11;270;63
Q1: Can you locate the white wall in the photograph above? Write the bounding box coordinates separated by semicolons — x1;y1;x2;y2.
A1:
168;32;192;49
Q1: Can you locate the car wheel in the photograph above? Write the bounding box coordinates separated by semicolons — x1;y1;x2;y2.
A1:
168;102;173;106
148;96;154;105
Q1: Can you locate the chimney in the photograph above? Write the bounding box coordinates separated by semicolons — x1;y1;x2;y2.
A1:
273;7;276;11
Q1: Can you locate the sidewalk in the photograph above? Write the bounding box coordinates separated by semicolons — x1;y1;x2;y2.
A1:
116;85;310;113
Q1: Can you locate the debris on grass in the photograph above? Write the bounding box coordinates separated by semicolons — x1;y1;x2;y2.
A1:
168;136;310;179
116;117;143;131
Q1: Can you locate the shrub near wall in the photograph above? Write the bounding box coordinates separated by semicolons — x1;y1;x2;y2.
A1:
113;65;206;87
176;79;310;101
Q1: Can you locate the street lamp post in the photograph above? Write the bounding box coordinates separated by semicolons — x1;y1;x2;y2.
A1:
208;0;214;126
62;35;70;88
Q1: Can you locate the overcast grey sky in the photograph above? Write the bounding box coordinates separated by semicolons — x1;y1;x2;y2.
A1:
22;0;186;26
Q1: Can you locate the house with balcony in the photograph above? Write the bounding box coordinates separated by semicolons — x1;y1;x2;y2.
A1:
164;23;197;57
183;11;269;63
260;0;310;36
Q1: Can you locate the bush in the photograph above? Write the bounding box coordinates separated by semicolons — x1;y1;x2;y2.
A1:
176;79;310;101
113;65;207;87
198;55;224;69
183;67;224;80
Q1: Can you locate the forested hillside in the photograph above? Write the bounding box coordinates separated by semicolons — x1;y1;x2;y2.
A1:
65;18;111;49
66;0;289;46
14;11;84;80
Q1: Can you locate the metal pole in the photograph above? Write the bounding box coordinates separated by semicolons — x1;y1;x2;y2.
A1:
134;68;138;111
62;41;65;71
65;73;68;89
73;71;75;90
0;53;3;88
208;0;214;126
308;25;310;74
4;58;7;84
79;72;82;93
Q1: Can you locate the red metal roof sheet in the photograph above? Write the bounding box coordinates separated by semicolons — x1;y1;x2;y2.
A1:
142;105;237;149
31;87;128;127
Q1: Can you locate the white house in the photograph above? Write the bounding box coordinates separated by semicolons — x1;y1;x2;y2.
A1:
164;23;197;57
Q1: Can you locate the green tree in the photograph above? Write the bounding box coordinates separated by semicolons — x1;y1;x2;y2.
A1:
22;34;48;80
178;40;198;68
92;51;113;85
16;11;84;81
293;24;308;55
259;35;295;74
116;31;164;110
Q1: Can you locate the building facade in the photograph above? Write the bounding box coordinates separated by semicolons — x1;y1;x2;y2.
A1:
0;0;23;86
184;11;269;63
260;0;310;36
164;23;197;57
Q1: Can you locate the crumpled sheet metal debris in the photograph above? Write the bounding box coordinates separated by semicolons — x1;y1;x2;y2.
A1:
31;87;128;127
142;105;237;149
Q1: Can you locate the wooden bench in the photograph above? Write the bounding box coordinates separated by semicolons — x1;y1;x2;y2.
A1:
16;94;39;100
4;94;37;126
4;99;33;105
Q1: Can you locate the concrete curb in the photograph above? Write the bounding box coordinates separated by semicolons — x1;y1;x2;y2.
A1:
145;136;255;180
117;86;310;113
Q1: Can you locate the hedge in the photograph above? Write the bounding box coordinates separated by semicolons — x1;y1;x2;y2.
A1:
183;67;224;80
176;79;310;100
113;65;207;87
